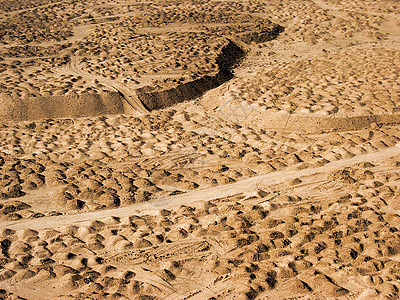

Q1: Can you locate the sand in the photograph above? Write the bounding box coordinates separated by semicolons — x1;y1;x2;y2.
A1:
1;0;400;299
0;0;281;120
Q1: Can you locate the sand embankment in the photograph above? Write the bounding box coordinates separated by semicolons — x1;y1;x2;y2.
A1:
137;40;245;110
0;40;246;121
202;99;400;133
0;91;124;121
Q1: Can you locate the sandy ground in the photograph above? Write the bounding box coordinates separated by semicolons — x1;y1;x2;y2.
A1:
1;0;400;299
0;0;279;118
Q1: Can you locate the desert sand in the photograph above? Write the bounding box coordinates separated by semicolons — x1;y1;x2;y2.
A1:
1;0;400;299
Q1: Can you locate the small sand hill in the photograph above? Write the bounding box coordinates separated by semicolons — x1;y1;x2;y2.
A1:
0;93;25;121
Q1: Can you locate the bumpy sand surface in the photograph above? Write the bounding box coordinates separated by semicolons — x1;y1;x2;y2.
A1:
0;0;281;119
1;0;400;299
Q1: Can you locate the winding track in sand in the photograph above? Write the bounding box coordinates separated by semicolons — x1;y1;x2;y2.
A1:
64;55;149;113
3;142;400;231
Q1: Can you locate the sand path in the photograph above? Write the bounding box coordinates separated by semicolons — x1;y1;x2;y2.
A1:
64;56;149;113
3;142;400;231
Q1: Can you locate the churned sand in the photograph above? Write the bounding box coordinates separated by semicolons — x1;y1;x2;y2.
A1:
1;0;400;299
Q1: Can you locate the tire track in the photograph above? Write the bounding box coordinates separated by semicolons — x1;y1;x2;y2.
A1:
64;56;149;114
2;142;400;231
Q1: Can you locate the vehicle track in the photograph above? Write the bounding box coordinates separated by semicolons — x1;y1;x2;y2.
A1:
2;142;400;231
64;56;149;114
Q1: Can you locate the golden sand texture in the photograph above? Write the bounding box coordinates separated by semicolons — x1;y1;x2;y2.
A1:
201;0;400;132
1;0;400;299
0;0;281;120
